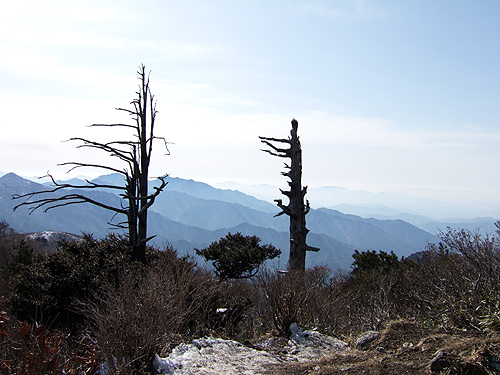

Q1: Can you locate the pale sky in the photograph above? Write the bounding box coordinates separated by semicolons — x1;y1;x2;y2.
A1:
1;0;500;211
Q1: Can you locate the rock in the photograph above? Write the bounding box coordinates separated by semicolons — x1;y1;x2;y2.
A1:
284;323;348;362
430;350;452;372
355;331;381;350
462;362;489;375
253;324;348;358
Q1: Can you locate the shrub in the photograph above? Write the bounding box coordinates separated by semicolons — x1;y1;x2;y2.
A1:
311;225;500;335
419;227;500;331
4;221;500;373
196;232;281;280
6;233;143;330
79;250;224;373
255;267;330;337
351;249;400;275
0;300;101;375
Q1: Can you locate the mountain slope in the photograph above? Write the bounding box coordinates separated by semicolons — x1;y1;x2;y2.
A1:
153;176;278;214
150;190;287;231
0;173;119;238
1;173;439;270
307;208;438;257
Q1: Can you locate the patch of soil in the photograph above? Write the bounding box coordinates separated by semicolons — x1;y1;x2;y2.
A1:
265;320;500;374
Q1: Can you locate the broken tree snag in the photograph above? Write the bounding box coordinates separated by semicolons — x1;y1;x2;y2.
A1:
12;65;169;263
259;119;319;271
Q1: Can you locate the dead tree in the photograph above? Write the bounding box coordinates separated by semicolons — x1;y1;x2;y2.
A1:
13;65;168;263
259;118;319;270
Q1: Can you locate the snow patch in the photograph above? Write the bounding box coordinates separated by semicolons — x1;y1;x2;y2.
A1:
153;337;282;375
153;326;348;374
26;231;81;244
286;323;348;361
254;323;348;363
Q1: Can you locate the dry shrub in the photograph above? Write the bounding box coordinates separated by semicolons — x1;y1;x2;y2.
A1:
209;279;256;340
253;263;432;339
253;227;500;340
433;227;500;331
411;250;500;330
5;223;500;373
308;226;500;337
80;250;222;374
300;269;350;336
255;266;331;337
297;265;410;338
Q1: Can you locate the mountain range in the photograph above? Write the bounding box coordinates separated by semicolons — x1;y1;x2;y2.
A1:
216;181;500;224
1;172;493;270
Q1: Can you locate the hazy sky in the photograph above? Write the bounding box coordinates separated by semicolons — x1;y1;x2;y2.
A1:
1;1;500;209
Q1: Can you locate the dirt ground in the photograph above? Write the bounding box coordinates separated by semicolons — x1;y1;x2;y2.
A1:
264;320;500;374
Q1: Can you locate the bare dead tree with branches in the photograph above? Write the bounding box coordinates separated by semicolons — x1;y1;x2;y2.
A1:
259;118;318;270
13;64;168;263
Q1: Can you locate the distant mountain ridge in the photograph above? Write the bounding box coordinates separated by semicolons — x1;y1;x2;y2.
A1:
328;203;499;234
0;172;444;270
216;181;500;221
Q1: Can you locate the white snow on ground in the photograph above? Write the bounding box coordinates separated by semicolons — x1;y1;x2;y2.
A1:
284;323;348;362
153;325;348;375
26;231;81;243
152;337;282;375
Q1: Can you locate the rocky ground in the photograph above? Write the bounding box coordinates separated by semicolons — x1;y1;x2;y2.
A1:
265;320;500;375
154;320;500;375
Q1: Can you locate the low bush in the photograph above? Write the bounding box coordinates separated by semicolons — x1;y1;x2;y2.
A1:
196;232;281;280
249;224;500;339
79;252;267;372
255;266;331;337
0;300;101;375
79;256;217;373
5;233;141;331
308;225;500;337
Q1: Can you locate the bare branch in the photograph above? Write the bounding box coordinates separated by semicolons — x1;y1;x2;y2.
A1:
68;137;135;164
59;162;127;176
90;123;136;130
274;198;293;218
260;149;288;158
279;188;293;197
115;107;138;116
259;139;290;154
307;245;320;252
281;170;291;178
153;136;172;156
14;193;126;215
44;175;125;192
259;135;290;144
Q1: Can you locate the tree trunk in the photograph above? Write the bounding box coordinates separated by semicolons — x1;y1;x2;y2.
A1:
260;119;318;271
